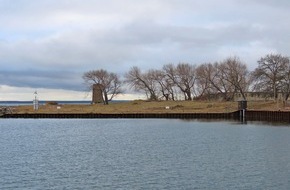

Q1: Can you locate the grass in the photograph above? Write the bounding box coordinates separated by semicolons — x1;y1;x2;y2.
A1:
12;100;289;114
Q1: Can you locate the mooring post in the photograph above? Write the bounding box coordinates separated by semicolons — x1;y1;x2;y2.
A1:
238;100;247;124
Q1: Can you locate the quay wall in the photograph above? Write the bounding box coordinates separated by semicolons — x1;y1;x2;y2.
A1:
2;112;237;120
246;110;290;123
1;111;290;123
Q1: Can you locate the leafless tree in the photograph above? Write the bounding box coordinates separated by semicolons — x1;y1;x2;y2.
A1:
196;63;216;100
82;69;122;104
219;57;249;100
125;67;159;100
150;70;176;100
196;62;233;101
163;63;197;100
280;61;290;101
251;54;289;101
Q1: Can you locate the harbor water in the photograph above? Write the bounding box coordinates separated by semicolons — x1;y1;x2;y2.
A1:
0;119;289;189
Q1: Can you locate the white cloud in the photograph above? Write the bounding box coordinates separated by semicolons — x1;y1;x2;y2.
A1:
0;85;88;101
0;85;142;101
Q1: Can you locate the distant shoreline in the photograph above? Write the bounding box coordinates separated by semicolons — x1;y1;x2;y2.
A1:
0;100;130;106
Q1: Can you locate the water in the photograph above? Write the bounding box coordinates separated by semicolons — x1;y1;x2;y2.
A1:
0;119;290;189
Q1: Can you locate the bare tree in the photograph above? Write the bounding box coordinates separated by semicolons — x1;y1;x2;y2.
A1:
280;61;290;101
150;70;176;100
219;57;249;100
82;69;122;104
163;63;197;100
252;54;289;101
196;63;216;100
196;62;233;101
125;67;159;100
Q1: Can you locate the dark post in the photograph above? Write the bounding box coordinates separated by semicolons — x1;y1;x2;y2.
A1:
238;100;247;123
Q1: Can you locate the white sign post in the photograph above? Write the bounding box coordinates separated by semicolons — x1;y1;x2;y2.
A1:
33;91;39;111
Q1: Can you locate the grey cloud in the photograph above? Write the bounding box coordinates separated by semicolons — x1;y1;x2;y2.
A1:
0;0;290;91
0;70;83;91
244;0;290;8
1;19;289;67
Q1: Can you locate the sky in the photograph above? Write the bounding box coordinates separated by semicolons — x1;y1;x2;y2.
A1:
0;0;290;100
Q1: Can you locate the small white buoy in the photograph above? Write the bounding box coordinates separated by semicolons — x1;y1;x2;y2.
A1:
165;106;170;109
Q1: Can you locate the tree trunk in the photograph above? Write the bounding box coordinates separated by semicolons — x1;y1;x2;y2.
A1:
171;93;175;101
186;90;192;101
274;83;277;102
103;91;109;105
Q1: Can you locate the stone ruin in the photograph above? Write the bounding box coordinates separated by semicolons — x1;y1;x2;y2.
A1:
92;84;104;104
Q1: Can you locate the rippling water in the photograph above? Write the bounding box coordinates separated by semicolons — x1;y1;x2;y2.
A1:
0;119;290;189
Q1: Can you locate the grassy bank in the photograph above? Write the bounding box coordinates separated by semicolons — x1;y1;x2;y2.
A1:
12;100;288;114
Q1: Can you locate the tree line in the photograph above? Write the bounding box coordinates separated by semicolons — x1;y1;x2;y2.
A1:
83;53;290;104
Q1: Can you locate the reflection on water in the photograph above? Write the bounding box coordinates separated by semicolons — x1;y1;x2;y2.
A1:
0;119;289;189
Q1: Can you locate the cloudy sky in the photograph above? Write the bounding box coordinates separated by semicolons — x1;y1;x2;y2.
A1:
0;0;289;100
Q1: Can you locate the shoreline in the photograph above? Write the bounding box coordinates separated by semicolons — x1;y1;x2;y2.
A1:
2;110;290;123
1;101;290;123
